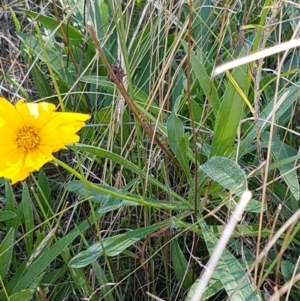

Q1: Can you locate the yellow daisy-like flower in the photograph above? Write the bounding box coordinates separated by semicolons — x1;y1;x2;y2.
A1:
0;97;90;184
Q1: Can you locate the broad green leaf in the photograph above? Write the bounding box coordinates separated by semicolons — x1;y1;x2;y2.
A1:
186;272;223;301
228;199;267;213
69;220;171;268
199;156;247;195
10;201;24;236
10;290;34;301
5;180;15;213
193;0;214;53
0;227;15;279
98;197;123;214
210;224;272;238
78;75;115;90
65;181;124;215
211;56;247;156
190;100;203;124
0;210;17;222
262;132;300;202
245;199;267;213
281;260;300;279
199;221;261;301
167;112;193;185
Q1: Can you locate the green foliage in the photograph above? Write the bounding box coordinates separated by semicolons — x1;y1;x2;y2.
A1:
0;228;14;279
69;220;171;268
199;222;260;301
199;156;248;196
211;51;248;157
167;112;193;186
1;0;300;300
0;211;16;222
171;239;196;290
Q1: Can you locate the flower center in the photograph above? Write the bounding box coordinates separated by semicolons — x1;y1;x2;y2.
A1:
16;126;40;151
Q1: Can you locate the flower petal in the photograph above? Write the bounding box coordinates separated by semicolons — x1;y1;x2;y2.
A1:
15;100;56;129
39;112;90;150
0;98;23;130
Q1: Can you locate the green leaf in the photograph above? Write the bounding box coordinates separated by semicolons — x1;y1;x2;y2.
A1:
4;180;15;212
199;156;247;195
9;7;21;31
171;239;195;289
0;227;15;279
89;0;110;38
210;224;272;238
21;183;34;256
199;221;260;301
36;171;52;215
58;0;86;24
281;260;300;279
210;56;247;156
228;199;267;213
98;196;123;214
167;112;193;185
29;62;53;99
0;210;17;222
186;273;223;300
10;290;34;301
69;220;171;268
65;180;125;214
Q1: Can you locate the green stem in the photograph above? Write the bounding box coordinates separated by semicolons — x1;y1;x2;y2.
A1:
53;157;190;210
53;158;191;210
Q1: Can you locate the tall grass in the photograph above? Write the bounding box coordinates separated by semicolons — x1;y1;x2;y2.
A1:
0;0;299;300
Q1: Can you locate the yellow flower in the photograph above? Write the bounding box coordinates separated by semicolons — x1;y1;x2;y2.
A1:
0;97;90;184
